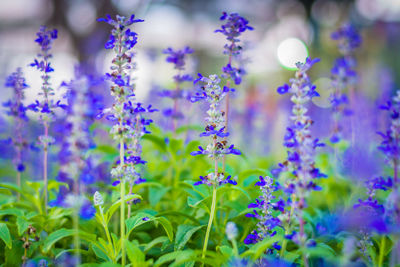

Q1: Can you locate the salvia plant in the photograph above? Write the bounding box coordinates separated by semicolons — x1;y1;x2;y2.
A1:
274;57;326;266
3;68;29;200
191;73;240;262
28;26;65;211
215;12;253;173
160;46;193;132
1;8;400;267
329;24;362;144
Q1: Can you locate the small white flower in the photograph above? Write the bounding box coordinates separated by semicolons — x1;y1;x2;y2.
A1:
94;191;104;206
226;222;238;241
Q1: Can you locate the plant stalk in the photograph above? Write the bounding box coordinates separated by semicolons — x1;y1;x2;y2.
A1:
119;136;126;266
201;184;217;264
379;236;386;267
43;122;49;214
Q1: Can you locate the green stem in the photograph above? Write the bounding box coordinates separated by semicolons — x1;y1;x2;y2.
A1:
73;207;81;264
202;184;217;264
120;137;126;266
43;123;49;214
378;236;386;267
281;194;296;258
231;239;239;257
100;207;115;261
280;239;287;258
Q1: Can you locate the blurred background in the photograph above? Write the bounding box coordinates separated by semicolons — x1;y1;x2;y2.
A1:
1;0;400;158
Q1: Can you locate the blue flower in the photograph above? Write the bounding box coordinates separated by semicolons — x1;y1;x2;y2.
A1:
277;84;290;95
215;12;253;55
3;68;30;172
163;46;193;70
245;176;281;244
331;23;362;53
80;201;96;220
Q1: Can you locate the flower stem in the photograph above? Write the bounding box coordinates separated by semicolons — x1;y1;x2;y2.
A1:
378;236;386;267
43;122;49;214
202;184;217;264
299;199;309;267
231;239;239;257
100;207;116;261
16;171;21;201
119;137;126;266
73;176;81;264
73;206;81;264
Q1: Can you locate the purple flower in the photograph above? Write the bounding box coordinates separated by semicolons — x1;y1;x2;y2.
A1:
99;14;156;189
80;201;96;220
163;46;193;70
190;74;240;161
329;24;361;142
378;91;400;183
245;176;281;245
3;68;30;172
331;24;362;53
277;84;290;95
215;12;253;56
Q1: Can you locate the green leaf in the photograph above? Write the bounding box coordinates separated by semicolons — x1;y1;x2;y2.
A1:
43;228;74;253
5;240;23;266
176;125;203;135
142;135;167;152
126;213;173;241
91;243;111;262
149;186;170;206
0;208;24;217
217;245;234;258
306;243;336;259
89;145;119;161
0;223;12;249
0;183;24;195
16;217;30;236
126;241;146;266
157;211;201;225
105;194;142;223
126;212;155;236
0;188;12;195
217;186;251;201
175;225;204;250
144;236;169;252
154;250;196;267
48;180;69;191
155;217;174;242
241;235;281;260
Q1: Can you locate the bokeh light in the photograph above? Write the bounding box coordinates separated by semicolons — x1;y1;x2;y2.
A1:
276;37;308;70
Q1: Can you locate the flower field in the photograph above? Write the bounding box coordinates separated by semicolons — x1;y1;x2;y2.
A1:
0;1;399;266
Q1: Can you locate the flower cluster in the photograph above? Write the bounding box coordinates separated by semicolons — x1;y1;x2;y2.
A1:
245;176;281;247
97;14;156;187
190;74;240;157
163;46;193;72
193;173;237;186
378;90;400;183
225;222;238;241
331;24;362;55
3;68;29;172
215;12;253;86
28;26;65;148
190;74;240;186
354;176;392;214
215;12;253;56
274;58;326;192
329;24;361;143
57;69;97;183
274;58;326;251
159;46;193;122
49;186;96;220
